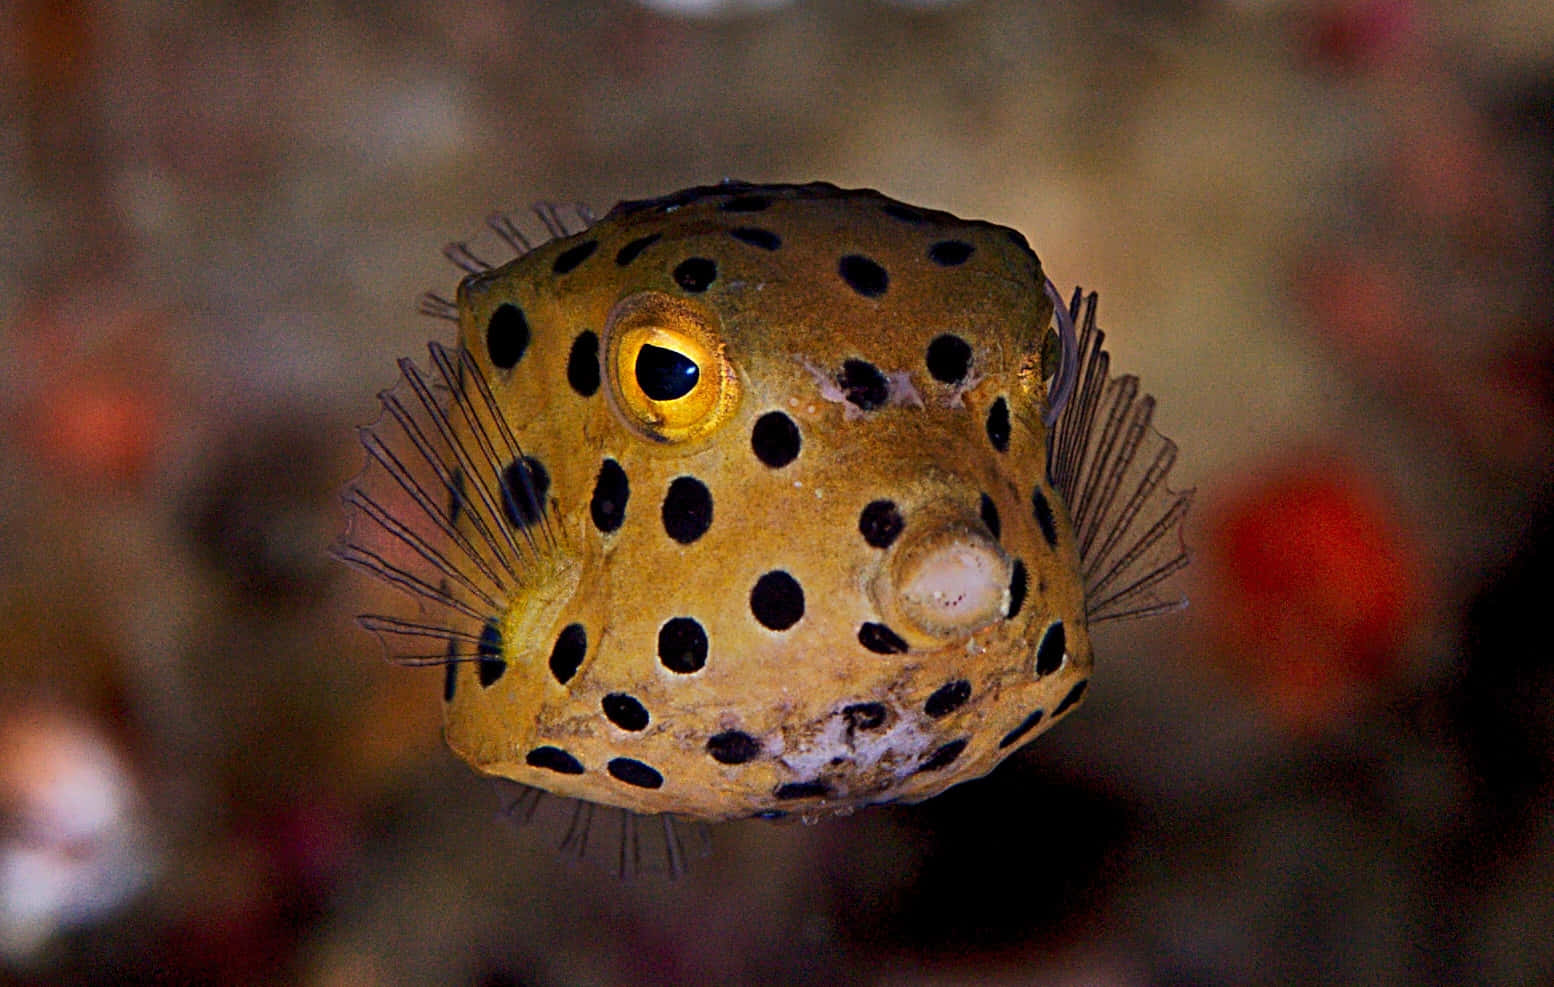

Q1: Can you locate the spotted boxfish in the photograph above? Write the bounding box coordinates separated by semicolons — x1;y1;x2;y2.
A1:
335;181;1191;874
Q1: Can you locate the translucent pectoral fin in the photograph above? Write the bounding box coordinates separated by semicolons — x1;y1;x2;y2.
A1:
1047;289;1192;623
331;342;557;664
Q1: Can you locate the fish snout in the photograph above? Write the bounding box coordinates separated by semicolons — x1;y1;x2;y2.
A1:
869;502;1012;646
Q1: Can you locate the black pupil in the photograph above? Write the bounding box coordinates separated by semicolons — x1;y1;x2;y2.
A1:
636;344;700;401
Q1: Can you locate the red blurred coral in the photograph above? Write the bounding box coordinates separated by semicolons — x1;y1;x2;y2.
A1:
6;292;173;490
1207;455;1422;729
1302;0;1417;72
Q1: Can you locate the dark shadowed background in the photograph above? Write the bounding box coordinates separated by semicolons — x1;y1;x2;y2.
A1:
3;1;1553;984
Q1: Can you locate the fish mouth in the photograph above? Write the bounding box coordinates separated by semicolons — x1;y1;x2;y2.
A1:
868;501;1012;645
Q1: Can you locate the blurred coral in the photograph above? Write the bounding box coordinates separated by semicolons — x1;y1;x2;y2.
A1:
0;702;157;963
1300;0;1417;72
1204;454;1423;730
4;291;175;492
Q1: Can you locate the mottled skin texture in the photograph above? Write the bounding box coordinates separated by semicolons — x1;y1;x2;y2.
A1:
439;183;1090;821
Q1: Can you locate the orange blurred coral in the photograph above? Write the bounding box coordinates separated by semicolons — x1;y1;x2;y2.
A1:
1205;455;1423;730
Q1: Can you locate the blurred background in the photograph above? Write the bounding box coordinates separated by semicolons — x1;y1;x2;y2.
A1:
2;0;1553;983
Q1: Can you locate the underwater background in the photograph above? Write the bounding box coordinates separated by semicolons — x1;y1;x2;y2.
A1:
2;0;1552;983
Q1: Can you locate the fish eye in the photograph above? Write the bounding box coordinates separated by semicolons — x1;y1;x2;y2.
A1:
635;343;700;401
603;291;739;444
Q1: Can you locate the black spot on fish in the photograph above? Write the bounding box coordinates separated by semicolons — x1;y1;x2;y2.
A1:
751;411;801;468
775;780;830;800
858;622;909;655
980;492;1001;541
1032;487;1058;548
500;456;549;529
750;570;804;631
608;757;663;789
729;227;782;250
926;333;972;384
927;240;975;266
552;239;598;275
527;746;584;774
658;617;708;674
602;693;650;731
486;303;529;370
567;330;600;397
477;619;505;687
1036;621;1066;676
999;709;1045;749
590;458;629;534
447;468;465;528
662;476;713;544
843;703;888;731
615;233;661;266
987;397;1011;452
549;623;587;685
706;731;760;764
673;257;718;292
881;202;930;224
1054;680;1088;717
1007;560;1028;620
924;680;971;718
838;359;889;411
859;500;904;549
838;254;888;298
916;738;968;772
